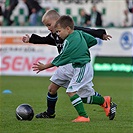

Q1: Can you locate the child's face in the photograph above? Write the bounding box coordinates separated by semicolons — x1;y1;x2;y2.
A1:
56;24;69;40
43;16;57;33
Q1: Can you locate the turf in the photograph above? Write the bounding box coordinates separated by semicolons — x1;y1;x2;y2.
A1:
0;76;133;133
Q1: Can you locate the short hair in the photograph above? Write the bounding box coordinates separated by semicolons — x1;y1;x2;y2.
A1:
42;9;60;23
55;15;74;30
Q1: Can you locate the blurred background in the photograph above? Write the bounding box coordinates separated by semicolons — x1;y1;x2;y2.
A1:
0;0;133;77
0;0;133;27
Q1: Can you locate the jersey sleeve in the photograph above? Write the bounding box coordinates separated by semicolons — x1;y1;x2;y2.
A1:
82;31;97;48
74;26;106;40
29;33;56;46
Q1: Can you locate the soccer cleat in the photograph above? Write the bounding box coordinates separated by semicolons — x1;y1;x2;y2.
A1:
72;116;90;122
35;111;55;118
109;102;117;120
101;96;111;116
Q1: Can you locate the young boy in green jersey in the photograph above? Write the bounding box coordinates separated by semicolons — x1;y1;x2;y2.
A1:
32;15;117;122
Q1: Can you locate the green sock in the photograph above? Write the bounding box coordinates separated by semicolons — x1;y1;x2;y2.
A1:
70;94;88;118
90;96;104;105
82;96;104;105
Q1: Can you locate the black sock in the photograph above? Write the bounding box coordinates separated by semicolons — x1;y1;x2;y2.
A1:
47;92;58;115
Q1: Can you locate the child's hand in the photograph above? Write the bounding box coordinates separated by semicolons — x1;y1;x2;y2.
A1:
32;62;45;74
22;34;30;43
103;34;112;40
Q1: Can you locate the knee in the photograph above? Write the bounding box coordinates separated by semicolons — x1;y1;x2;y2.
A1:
48;86;56;94
66;92;76;97
48;83;59;95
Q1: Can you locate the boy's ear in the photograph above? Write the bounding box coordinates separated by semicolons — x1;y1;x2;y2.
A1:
66;26;71;31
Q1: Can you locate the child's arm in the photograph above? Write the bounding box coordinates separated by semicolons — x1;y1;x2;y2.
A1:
32;62;54;74
74;26;112;40
22;33;56;46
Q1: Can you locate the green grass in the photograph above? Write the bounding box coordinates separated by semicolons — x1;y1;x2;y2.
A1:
0;76;133;133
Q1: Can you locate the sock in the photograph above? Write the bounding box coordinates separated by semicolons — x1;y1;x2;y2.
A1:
70;94;88;118
90;96;104;105
95;91;101;97
47;92;58;115
82;95;104;105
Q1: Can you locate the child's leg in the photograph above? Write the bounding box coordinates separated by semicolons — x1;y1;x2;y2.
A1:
46;92;58;115
81;95;104;105
68;93;90;122
81;95;111;116
69;93;88;118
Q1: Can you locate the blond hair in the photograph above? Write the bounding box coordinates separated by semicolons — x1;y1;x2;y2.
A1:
42;9;60;23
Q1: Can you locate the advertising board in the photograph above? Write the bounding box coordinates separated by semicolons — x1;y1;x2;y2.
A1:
1;27;132;76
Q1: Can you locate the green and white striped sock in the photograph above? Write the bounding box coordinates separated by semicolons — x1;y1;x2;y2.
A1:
82;96;104;105
70;94;88;118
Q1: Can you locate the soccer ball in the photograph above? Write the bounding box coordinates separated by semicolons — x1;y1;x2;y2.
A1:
16;104;34;121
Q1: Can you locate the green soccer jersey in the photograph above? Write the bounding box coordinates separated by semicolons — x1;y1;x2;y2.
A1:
52;30;97;68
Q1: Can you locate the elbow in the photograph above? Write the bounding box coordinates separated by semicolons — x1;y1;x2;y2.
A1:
95;39;97;45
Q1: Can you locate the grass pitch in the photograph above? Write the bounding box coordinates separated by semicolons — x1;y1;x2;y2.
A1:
0;76;133;133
